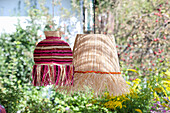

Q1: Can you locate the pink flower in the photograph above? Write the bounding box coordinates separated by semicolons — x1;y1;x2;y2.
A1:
122;58;125;61
154;13;161;16
129;55;132;59
164;20;168;23
129;78;133;81
163;36;166;39
49;25;53;28
157;8;161;12
154;51;157;55
64;37;69;40
154;38;157;41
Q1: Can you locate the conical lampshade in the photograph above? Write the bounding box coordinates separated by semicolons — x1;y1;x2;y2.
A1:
72;34;129;96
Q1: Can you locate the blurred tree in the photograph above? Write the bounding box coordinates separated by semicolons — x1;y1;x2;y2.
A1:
71;0;170;77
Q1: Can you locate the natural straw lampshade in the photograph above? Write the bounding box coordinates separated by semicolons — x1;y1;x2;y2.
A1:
71;34;129;96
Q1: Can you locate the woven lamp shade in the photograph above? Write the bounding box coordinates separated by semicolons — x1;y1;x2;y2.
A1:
72;34;129;96
32;31;74;87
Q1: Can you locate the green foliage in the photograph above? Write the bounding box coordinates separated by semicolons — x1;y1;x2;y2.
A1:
0;76;23;113
0;21;40;84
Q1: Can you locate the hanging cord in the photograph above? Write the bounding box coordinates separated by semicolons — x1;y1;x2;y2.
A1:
51;0;55;28
52;0;54;19
93;0;96;34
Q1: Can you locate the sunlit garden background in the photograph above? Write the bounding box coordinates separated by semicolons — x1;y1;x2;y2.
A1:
0;0;169;112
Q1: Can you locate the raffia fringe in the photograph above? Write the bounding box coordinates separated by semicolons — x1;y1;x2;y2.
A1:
32;65;74;86
69;73;130;96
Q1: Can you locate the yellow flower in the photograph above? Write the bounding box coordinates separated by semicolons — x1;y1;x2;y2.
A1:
135;78;141;82
104;92;109;96
92;100;97;104
132;83;139;90
158;85;168;97
123;105;126;108
133;81;139;85
104;101;123;109
136;85;142;90
136;89;140;93
163;80;170;86
135;109;142;113
164;70;170;77
117;97;120;100
117;101;122;109
163;98;169;103
122;94;125;98
129;89;138;98
153;92;160;101
120;94;129;100
104;101;116;109
166;87;170;91
154;87;162;93
148;84;152;89
110;96;116;99
127;69;139;74
130;88;135;93
162;103;167;108
132;79;141;86
126;81;131;85
156;78;158;82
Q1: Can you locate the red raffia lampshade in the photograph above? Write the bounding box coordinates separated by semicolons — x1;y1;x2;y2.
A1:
32;31;74;86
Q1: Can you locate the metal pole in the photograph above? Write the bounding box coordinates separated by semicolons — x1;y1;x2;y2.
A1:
93;0;96;34
52;0;54;19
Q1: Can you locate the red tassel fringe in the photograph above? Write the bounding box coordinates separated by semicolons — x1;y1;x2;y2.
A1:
32;65;74;86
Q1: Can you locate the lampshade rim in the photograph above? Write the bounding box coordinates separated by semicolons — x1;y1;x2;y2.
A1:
44;31;63;37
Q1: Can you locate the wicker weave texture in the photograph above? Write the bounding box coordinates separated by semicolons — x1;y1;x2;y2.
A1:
72;34;129;96
44;31;62;37
73;34;120;72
